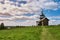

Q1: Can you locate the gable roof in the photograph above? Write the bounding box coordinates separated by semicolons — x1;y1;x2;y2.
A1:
40;18;49;21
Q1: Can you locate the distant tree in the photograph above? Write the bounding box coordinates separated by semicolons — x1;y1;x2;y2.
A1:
0;23;5;29
57;24;60;26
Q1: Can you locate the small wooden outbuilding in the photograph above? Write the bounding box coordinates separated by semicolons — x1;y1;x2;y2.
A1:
36;10;49;26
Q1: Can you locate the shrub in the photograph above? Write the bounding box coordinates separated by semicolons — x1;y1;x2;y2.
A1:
0;23;5;29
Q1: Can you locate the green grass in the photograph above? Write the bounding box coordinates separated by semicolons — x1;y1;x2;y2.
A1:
0;26;41;40
47;26;60;40
0;26;60;40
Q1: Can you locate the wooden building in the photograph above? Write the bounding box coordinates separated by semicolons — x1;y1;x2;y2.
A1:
36;10;49;26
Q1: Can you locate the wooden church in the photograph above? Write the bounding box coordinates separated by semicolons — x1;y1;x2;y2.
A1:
36;10;49;26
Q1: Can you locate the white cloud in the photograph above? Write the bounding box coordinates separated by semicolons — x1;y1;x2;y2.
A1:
48;16;60;25
43;2;59;10
0;0;60;26
0;20;36;26
49;20;60;25
48;16;60;19
0;14;39;21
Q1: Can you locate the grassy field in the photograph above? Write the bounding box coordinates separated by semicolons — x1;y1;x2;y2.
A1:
47;26;60;40
0;26;60;40
0;26;41;40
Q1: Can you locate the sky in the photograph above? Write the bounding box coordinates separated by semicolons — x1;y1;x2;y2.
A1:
0;0;60;26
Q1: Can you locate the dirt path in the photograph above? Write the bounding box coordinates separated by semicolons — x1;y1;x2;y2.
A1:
40;26;56;40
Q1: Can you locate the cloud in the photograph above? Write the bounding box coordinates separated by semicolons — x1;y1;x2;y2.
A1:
0;12;12;16
0;20;37;26
0;14;39;21
48;16;60;19
48;16;60;25
49;20;60;25
43;2;59;10
0;0;60;26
